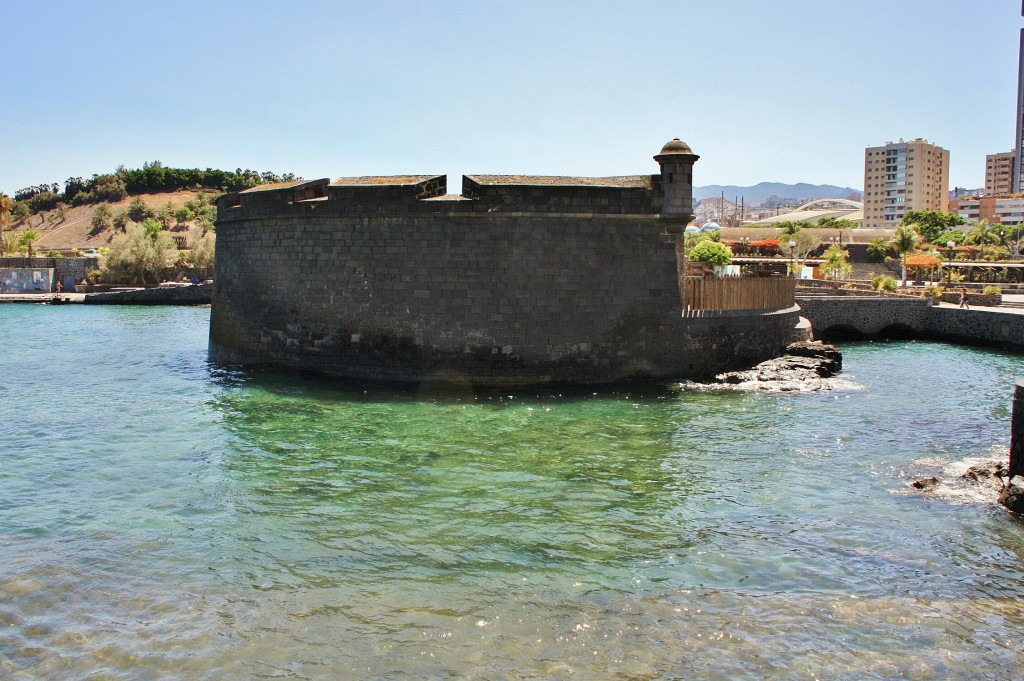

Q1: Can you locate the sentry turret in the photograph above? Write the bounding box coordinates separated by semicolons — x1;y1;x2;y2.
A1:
655;138;699;233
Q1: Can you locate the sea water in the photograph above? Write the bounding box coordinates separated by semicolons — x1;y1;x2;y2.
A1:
2;305;1024;679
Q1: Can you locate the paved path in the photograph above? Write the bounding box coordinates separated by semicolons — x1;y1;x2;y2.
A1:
0;293;86;303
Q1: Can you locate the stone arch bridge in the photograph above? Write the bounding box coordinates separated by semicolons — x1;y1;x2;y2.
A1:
796;294;1024;350
797;295;930;339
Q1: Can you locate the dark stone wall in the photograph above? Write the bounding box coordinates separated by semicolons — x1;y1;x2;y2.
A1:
924;306;1024;352
210;210;802;385
1011;381;1024;480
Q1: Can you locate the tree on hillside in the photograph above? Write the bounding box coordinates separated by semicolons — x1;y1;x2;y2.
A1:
112;210;130;232
0;192;12;228
891;223;918;287
18;229;40;257
91;204;113;234
101;221;177;286
127;196;154;223
900;210;963;243
189;231;215;278
157;201;177;229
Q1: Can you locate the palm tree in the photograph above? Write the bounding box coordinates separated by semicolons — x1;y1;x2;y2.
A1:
892;223;918;287
0;231;18;255
19;229;40;257
968;219;998;248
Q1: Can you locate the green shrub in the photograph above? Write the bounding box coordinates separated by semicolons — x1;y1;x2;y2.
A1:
871;274;897;291
100;221;177;286
689;240;733;267
983;285;1001;296
46;250;63;258
922;285;945;302
866;237;889;263
933;229;966;247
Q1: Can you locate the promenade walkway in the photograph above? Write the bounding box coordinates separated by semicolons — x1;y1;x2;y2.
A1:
0;293;86;303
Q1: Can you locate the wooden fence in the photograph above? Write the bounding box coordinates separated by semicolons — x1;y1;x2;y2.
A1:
683;275;795;313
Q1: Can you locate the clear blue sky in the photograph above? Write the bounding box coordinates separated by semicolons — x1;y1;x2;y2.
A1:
1;0;1019;196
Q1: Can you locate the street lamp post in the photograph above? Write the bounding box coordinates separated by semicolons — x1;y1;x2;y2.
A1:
946;240;955;284
788;239;796;277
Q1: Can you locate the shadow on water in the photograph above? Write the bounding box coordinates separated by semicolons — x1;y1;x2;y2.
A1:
204;357;684;405
199;360;759;579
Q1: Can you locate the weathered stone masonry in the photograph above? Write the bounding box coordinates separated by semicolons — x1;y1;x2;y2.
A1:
210;142;804;385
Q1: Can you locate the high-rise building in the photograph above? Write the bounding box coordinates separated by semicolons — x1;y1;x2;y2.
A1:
1015;1;1024;192
862;138;950;229
986;150;1015;196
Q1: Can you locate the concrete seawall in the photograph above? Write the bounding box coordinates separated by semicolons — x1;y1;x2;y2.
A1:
83;283;213;305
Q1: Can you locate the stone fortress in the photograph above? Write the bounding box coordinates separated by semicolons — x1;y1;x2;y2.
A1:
209;140;807;386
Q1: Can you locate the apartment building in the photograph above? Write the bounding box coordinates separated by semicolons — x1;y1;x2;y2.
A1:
949;195;1024;225
862;138;950;229
986;150;1015;196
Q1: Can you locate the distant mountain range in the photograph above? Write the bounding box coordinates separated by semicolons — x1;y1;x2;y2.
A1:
695;182;861;205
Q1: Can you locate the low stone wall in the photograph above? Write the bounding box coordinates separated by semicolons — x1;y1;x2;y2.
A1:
938;291;1001;307
925;306;1024;351
0;256;99;293
83;283;212;305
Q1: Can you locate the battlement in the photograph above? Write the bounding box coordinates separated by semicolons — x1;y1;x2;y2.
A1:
216;173;665;222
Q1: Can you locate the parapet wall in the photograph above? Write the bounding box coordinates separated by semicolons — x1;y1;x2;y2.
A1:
216;175;663;224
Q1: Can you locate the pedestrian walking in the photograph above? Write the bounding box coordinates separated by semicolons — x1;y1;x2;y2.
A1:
959;288;969;309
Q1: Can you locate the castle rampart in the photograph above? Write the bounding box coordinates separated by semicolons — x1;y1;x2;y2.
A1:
210;141;805;386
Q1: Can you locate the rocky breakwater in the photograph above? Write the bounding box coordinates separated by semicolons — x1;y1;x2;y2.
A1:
697;341;843;392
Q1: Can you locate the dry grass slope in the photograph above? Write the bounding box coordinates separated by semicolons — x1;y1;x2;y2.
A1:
4;190;213;251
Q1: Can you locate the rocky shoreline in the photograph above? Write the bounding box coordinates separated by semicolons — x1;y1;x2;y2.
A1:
692;341;844;392
910;459;1024;514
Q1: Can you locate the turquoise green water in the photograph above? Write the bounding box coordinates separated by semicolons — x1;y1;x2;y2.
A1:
2;305;1024;679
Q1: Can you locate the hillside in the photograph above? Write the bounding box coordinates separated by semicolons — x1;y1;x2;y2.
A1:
695;182;861;205
4;190;213;252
